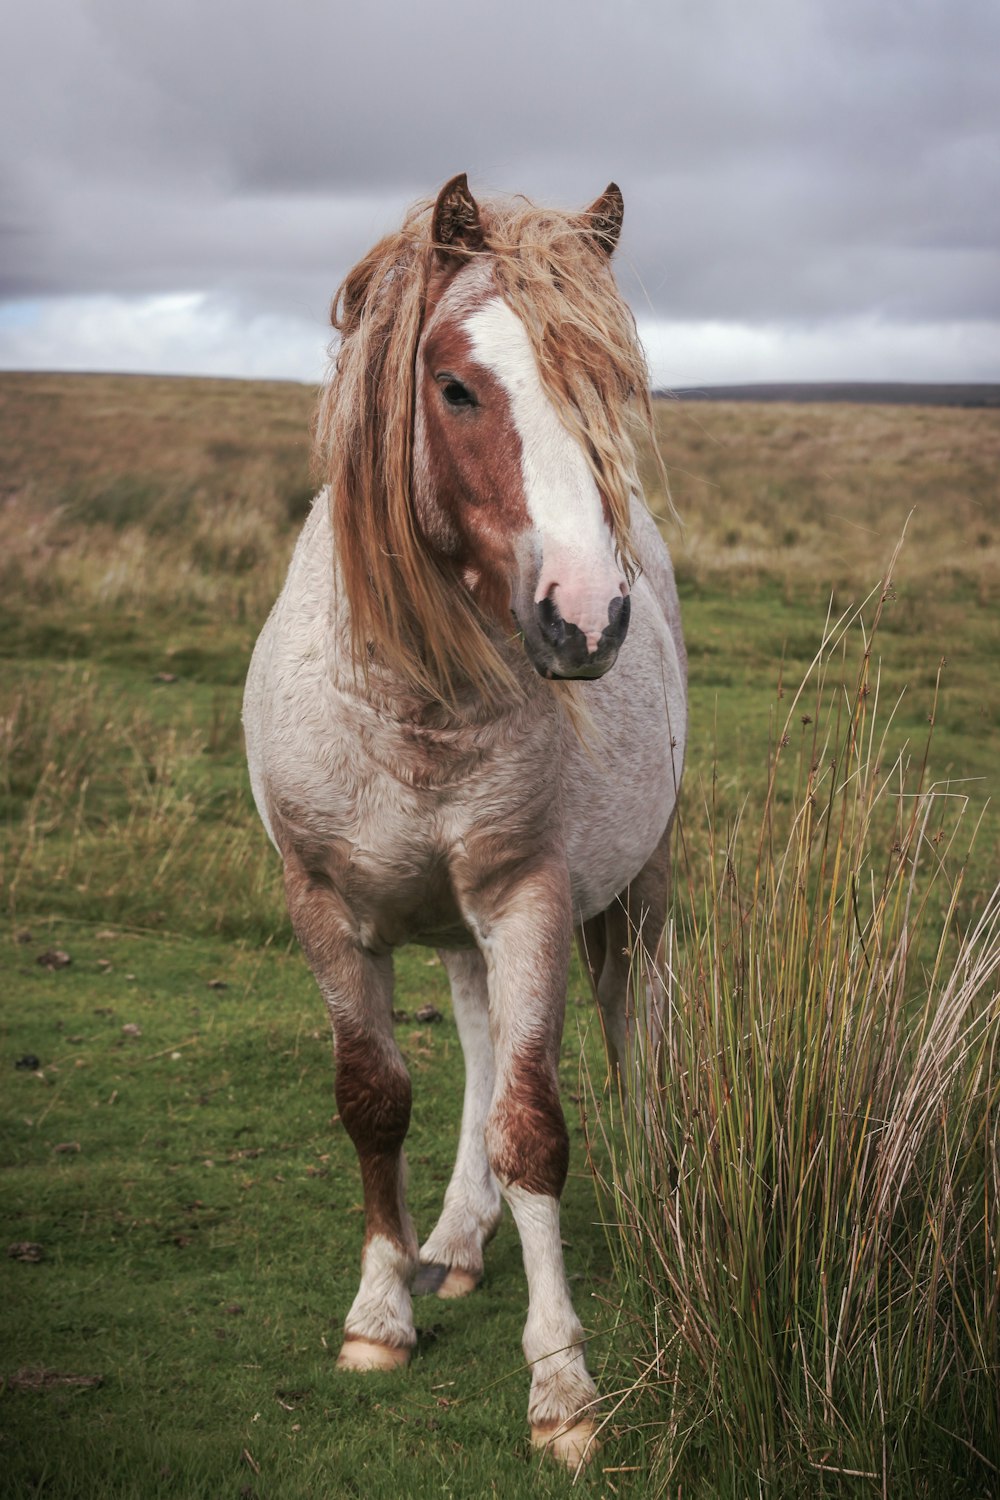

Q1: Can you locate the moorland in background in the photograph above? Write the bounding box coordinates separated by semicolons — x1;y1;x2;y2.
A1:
1;372;998;1497
663;381;1000;406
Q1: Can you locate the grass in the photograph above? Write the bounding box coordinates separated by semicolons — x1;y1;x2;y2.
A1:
1;372;999;1495
3;930;619;1498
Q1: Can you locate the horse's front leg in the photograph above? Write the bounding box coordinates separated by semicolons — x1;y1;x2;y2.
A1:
415;947;502;1298
284;861;418;1370
468;858;599;1466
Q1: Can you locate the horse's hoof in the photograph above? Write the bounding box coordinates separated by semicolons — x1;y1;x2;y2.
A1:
336;1337;409;1372
411;1260;448;1295
436;1266;479;1299
412;1260;480;1298
531;1418;599;1468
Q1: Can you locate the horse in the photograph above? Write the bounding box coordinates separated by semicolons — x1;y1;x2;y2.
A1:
242;174;687;1466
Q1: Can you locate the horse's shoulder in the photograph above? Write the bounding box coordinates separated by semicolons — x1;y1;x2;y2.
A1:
630;498;686;687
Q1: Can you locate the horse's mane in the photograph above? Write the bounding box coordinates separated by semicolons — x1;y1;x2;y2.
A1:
315;191;656;703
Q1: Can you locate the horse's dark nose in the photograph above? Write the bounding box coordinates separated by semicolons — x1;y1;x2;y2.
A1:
535;591;631;679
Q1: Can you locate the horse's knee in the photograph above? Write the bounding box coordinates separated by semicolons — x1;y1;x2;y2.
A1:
487;1044;568;1197
334;1025;411;1156
332;1017;410;1176
334;1024;414;1257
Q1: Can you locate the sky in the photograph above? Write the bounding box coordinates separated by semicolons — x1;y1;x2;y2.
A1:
2;0;998;388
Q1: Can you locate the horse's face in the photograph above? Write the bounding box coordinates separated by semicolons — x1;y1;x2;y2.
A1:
414;263;630;682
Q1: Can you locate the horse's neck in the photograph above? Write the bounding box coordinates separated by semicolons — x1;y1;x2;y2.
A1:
328;644;540;737
321;621;550;794
321;644;551;793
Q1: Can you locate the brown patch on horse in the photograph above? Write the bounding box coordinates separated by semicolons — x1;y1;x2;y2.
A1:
334;1023;412;1246
488;1036;569;1198
334;1025;411;1158
415;302;531;621
282;859;412;1248
282;855;359;970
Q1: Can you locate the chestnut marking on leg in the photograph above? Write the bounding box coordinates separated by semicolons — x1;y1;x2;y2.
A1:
488;1037;568;1199
282;863;419;1364
332;1016;418;1361
486;1042;598;1458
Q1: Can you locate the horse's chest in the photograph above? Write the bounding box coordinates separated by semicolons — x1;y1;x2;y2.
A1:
274;744;503;951
341;785;471;949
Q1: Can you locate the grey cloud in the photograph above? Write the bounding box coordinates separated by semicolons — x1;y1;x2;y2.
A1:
2;0;998;357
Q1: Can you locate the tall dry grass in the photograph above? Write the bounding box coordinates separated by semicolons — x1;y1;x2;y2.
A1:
645;399;1000;597
3;376;999;618
0;668;285;940
0;373;314;623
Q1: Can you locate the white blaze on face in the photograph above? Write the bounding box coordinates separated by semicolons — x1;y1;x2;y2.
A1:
464;297;625;652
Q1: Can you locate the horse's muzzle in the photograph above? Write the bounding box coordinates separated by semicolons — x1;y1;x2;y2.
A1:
525;591;631;680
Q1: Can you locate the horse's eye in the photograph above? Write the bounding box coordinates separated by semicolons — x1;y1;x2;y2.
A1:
440;379;476;409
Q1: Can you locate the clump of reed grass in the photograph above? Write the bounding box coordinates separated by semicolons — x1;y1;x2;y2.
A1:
588;549;1000;1496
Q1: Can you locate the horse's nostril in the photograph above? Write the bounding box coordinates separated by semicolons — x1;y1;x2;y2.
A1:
537;594;567;647
607;592;630;639
589;592;630;663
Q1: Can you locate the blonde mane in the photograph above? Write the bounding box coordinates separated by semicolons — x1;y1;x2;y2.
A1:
315;191;657;703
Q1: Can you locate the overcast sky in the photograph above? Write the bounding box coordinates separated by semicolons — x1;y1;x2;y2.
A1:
2;0;998;386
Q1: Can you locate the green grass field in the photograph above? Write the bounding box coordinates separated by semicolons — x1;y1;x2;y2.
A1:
2;373;998;1497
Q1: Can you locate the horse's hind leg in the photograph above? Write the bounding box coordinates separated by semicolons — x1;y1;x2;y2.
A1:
576;913;625;1072
580;820;673;1087
284;860;417;1370
415;948;502;1298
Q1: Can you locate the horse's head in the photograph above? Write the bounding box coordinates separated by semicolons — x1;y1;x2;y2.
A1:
412;175;632;682
322;176;653;700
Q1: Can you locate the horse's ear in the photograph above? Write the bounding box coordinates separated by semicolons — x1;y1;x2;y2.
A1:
583;183;624;257
432;173;485;262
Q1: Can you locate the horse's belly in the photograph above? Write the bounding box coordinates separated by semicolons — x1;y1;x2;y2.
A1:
564;761;676;922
